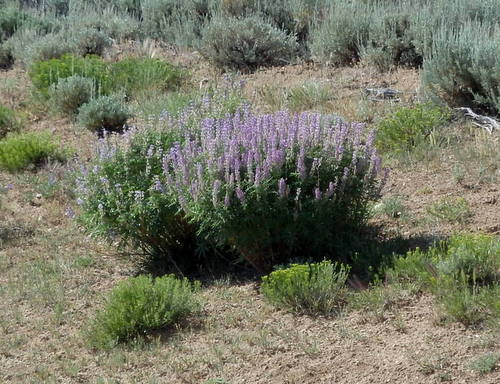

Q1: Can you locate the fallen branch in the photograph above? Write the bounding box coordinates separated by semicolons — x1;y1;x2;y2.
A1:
455;107;499;134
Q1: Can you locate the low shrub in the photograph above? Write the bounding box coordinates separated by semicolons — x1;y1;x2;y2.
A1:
29;54;110;97
0;6;32;42
86;274;201;350
48;75;95;118
426;196;472;224
0;105;21;139
109;57;183;98
375;103;451;154
468;352;500;375
387;234;499;327
72;27;112;57
287;81;336;112
0;131;65;172
141;0;209;47
437;234;500;285
202;15;298;71
77;95;131;134
261;261;350;315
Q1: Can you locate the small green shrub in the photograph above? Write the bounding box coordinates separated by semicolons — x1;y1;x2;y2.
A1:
261;261;350;315
427;197;472;224
87;274;201;350
29;54;110;96
77;96;131;134
202;15;298;71
109;57;183;98
0;131;65;172
387;234;499;327
437;234;500;285
48;75;95;118
468;352;500;375
0;105;21;138
376;104;451;154
0;43;13;69
435;275;498;327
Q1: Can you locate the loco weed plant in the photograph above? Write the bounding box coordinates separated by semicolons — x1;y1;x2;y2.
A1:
78;84;384;273
261;261;350;315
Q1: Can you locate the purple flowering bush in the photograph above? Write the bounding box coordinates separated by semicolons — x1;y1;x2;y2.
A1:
76;85;247;273
162;110;384;272
78;87;384;274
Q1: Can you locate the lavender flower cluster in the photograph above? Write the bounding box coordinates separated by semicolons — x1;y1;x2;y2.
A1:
159;109;383;211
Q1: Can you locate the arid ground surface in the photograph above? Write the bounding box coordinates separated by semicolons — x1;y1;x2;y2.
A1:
1;46;499;383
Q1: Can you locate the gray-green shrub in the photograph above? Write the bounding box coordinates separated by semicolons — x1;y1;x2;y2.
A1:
421;21;500;115
48;75;95;118
86;274;201;350
72;27;112;56
77;95;131;134
202;15;298;71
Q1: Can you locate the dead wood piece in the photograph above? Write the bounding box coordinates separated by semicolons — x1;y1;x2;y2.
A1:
455;107;499;134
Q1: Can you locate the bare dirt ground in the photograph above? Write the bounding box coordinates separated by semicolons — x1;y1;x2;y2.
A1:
0;50;498;383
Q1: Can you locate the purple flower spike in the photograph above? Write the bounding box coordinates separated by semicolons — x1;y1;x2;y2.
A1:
236;187;245;204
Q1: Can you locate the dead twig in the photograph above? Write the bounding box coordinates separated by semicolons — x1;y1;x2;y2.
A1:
455;107;499;134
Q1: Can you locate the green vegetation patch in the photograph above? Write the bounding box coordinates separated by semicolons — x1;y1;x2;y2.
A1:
261;261;350;315
387;234;499;327
86;274;201;350
0;131;66;172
